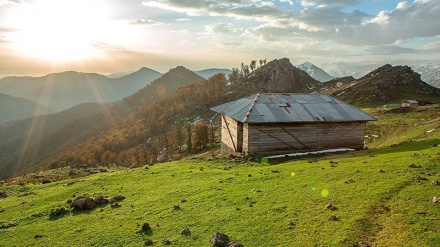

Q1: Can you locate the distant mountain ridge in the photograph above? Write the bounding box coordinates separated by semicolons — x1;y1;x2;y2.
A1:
296;62;335;82
0;93;51;123
0;68;161;112
194;68;231;79
322;64;440;106
320;59;440;88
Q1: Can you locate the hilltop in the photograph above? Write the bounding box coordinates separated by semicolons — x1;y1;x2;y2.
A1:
296;62;335;82
322;64;440;107
0;68;161;112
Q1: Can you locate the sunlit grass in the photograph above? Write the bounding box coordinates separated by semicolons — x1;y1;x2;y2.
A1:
1;137;440;246
1;106;439;246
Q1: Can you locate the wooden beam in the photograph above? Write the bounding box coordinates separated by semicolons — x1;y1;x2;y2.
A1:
222;114;237;152
278;125;309;149
309;123;343;149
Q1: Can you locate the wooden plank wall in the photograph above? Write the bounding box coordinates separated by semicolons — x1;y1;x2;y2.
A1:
220;115;243;154
243;122;366;156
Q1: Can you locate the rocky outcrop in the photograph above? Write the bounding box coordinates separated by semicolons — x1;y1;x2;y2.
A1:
249;58;320;93
329;64;440;106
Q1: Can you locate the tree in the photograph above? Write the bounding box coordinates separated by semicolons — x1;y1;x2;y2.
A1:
208;124;217;147
184;123;192;153
250;60;257;71
228;68;239;85
259;59;263;67
243;65;250;76
173;126;183;152
192;120;209;150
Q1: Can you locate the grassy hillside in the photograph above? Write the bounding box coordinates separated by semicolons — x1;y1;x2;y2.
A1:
365;106;440;148
1;107;439;247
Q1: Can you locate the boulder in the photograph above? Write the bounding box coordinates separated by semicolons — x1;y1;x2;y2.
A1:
142;223;151;232
180;228;191;236
228;241;244;247
113;195;126;201
144;239;153;246
325;203;337;210
210;232;230;247
94;196;109;204
328;215;338;221
0;192;7;198
70;197;97;210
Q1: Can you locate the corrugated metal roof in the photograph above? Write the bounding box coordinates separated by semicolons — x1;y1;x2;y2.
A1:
211;93;377;123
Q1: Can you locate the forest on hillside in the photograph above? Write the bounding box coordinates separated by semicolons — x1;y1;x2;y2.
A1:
45;74;228;169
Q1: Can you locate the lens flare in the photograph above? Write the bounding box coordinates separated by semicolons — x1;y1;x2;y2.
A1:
291;172;295;177
321;189;329;197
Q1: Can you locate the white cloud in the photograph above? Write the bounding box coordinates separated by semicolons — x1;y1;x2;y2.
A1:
363;10;390;25
396;1;409;10
301;0;359;8
176;18;191;21
128;19;165;25
204;23;237;34
279;0;294;5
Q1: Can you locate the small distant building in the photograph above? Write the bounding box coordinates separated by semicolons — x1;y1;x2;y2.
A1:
402;100;419;108
211;93;377;156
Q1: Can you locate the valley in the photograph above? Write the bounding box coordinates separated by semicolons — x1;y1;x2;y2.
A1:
0;105;439;246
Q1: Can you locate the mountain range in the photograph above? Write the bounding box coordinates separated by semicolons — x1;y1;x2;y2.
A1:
319;59;440;87
0;66;203;179
1;58;440;179
296;62;335;82
321;64;440;106
0;68;162;112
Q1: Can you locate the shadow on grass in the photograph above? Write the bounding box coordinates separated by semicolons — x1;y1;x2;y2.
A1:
49;203;113;221
137;228;154;236
371;138;440;155
261;138;439;165
69;203;112;217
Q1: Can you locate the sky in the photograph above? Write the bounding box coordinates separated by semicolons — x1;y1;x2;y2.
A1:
0;0;439;77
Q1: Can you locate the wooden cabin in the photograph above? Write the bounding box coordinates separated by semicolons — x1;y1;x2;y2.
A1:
211;93;377;156
401;100;419;108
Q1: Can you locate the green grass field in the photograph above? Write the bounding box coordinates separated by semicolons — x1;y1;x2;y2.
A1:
1;106;439;247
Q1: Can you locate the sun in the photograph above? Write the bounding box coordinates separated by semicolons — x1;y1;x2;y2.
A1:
5;0;115;62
